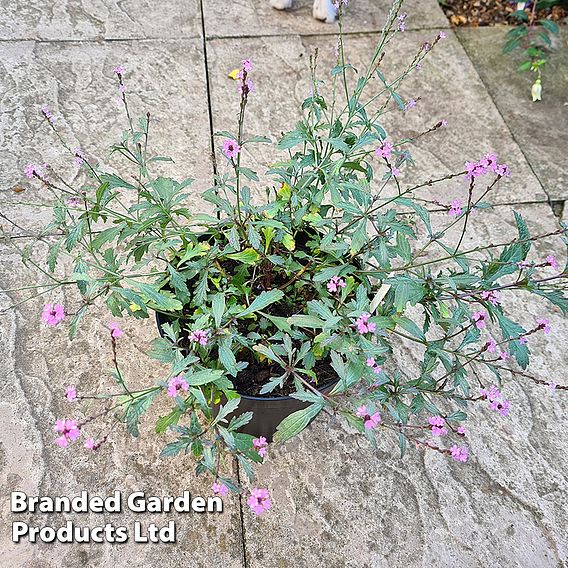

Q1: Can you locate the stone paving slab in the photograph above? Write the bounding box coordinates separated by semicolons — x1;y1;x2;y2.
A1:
207;30;548;205
457;27;568;203
202;0;448;39
0;0;202;40
0;39;214;231
0;247;244;568
242;202;568;567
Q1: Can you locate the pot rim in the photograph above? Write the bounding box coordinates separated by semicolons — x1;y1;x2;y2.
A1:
155;311;338;402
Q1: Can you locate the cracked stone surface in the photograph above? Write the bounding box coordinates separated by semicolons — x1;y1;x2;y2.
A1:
242;204;568;567
0;248;244;567
457;27;568;202
0;38;214;232
0;0;203;40
202;0;448;39
207;30;548;205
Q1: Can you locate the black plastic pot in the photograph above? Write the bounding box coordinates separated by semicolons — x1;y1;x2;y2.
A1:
155;312;337;441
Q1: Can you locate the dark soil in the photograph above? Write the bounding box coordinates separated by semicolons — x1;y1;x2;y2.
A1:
440;0;567;26
232;353;337;397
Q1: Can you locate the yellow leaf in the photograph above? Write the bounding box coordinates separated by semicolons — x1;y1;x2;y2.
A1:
129;302;142;312
282;233;295;251
228;68;240;80
277;182;291;201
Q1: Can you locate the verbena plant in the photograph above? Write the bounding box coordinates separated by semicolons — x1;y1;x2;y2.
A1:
503;0;565;101
3;0;567;515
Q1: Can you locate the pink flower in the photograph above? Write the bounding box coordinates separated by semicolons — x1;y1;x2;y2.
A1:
41;303;65;326
41;105;56;124
365;357;381;375
355;313;376;334
397;12;407;32
494;163;510;177
189;329;209;346
536;318;551;334
548;381;558;391
356;406;381;429
167;374;189;397
212;482;229;496
457;426;466;436
74;148;85;166
480;384;501;402
327;275;346;293
247;488;272;516
24;163;39;179
108;322;124;338
546;255;558;271
390;167;401;178
428;416;448;437
517;260;530;270
438;31;447;39
366;358;376;367
118;83;126;94
499;351;510;361
113;65;125;75
375;140;393;160
67;197;81;206
481;290;500;306
54;418;81;447
472;310;487;329
519;337;528;345
485;338;497;353
253;436;268;458
65;385;77;401
242;58;252;72
238;79;254;95
222;139;241;159
84;438;96;450
489;398;511;417
404;99;416;112
450;445;469;462
441;119;448;126
448;198;463;216
465;153;509;180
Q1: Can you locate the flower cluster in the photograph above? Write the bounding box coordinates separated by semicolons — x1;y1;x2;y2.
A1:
54;419;81;447
480;385;511;417
465;152;510;179
167;374;189;398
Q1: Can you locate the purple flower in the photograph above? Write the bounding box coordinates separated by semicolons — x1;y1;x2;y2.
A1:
108;322;124;338
41;105;56;124
428;416;448;437
41;303;65;326
450;445;469;462
54;418;81;447
375;140;393;160
489;398;511;417
355;313;376;334
480;384;501;402
365;358;382;375
247;488;272;516
448;198;463;217
465;153;510;180
242;58;252;72
438;31;447;39
397;12;407;32
545;255;558;271
167;374;189;397
189;329;209;346
485;338;497;353
548;381;558;391
84;438;96;450
536;318;551;334
327;275;346;293
253;436;268;458
472;310;487;330
404;99;417;112
212;482;229;496
356;405;381;429
74;148;85;166
500;351;510;361
517;260;530;270
65;385;77;401
222;139;241;160
390;166;401;178
481;290;500;306
457;426;466;436
113;65;125;75
238;79;254;96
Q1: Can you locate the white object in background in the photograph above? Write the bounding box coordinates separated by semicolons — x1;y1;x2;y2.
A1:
270;0;338;23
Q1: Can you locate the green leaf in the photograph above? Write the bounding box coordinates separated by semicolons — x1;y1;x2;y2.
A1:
273;401;324;443
156;408;183;433
130;282;183;312
125;389;160;437
388;277;426;312
212;293;226;327
187;369;225;386
239;289;284;317
513;211;531;258
226;248;260;265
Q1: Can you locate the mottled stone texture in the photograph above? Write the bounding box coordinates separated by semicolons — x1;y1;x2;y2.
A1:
202;0;448;38
0;0;203;40
1;0;568;566
457;27;568;202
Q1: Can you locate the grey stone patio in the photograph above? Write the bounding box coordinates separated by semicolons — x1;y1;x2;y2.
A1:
1;1;567;567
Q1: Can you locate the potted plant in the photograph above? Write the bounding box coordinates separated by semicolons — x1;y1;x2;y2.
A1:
6;0;567;516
